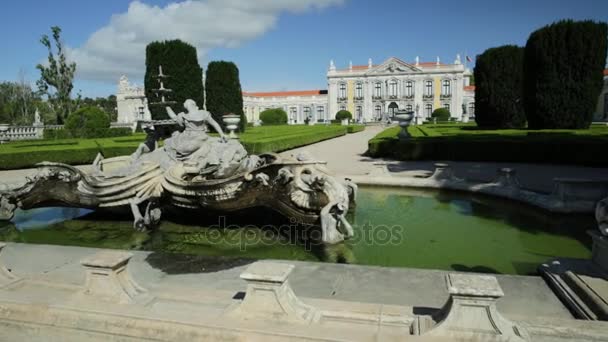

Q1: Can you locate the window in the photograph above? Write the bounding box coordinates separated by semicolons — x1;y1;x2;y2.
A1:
468;102;475;115
406;104;413;111
374;82;382;97
317;106;325;121
138;106;145;119
604;94;608;119
340;105;346;111
289;107;297;122
444;103;450;113
355;82;363;99
375;105;382;119
356;106;362;120
425;103;433;117
389;79;398;97
425;80;433;96
405;80;414;97
303;106;311;120
442;79;451;96
339;83;347;99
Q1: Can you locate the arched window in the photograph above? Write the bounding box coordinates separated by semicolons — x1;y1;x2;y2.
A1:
355;82;363;99
425;80;433;96
374;82;382;98
356;106;362;121
444;103;450;113
339;83;347;99
442;79;451;96
389;79;398;97
425;103;433;117
289;107;297;122
340;105;346;111
406;104;413;111
405;80;414;97
375;104;382;119
468;102;475;115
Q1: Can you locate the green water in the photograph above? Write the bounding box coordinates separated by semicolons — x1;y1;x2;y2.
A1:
0;187;592;275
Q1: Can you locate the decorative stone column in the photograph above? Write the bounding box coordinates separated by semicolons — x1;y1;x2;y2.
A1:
0;242;18;285
495;168;520;190
413;273;529;341
228;261;317;323
429;163;457;181
80;251;147;304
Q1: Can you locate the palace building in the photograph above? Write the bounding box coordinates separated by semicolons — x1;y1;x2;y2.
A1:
243;55;476;124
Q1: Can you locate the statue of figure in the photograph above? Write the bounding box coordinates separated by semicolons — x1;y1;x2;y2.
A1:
596;197;608;236
165;99;248;177
33;108;42;125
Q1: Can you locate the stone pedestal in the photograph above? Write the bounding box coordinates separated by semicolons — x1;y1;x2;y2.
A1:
228;261;317;323
368;162;391;177
413;273;529;341
429;163;457;181
590;230;608;272
0;243;18;285
80;251;147;304
495;168;520;189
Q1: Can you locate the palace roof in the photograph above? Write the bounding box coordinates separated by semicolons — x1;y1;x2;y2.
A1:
243;90;327;97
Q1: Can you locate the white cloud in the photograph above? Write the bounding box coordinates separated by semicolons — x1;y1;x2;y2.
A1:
69;0;343;83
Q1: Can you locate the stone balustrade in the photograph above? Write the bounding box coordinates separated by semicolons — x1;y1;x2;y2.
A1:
2;125;44;141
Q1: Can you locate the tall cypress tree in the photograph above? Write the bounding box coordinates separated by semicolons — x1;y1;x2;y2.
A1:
144;40;204;120
474;45;526;129
205;61;246;132
523;20;608;129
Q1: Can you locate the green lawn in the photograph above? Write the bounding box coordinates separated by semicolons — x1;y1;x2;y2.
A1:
0;125;362;170
368;123;608;166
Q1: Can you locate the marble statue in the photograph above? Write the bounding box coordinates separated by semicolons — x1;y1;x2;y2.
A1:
0;99;357;244
33;109;42;125
596;197;608;236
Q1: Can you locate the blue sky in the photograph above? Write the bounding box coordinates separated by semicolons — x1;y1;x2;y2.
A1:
0;0;606;98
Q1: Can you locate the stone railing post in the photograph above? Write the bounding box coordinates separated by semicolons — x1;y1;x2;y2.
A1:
228;261;317;323
412;273;529;341
368;161;391;177
80;251;147;304
430;163;457;181
495;167;520;190
0;242;18;285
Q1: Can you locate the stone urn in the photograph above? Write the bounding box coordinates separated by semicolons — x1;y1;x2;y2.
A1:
0;123;9;144
394;111;414;140
222;114;241;139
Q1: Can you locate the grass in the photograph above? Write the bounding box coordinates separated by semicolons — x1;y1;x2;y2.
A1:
0;125;357;170
368;123;608;166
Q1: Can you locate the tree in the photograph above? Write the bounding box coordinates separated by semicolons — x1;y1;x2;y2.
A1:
64;106;110;138
523;20;608;129
0;81;40;125
474;45;526;129
36;26;77;124
260;108;288;125
144;40;204;120
335;110;352;121
431;108;451;121
205;61;246;132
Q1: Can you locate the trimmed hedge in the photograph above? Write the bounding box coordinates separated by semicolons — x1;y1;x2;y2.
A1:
0;126;348;170
431;108;450;121
474;45;526;128
368;124;608;166
346;125;365;133
335;110;352;121
524;20;608;129
64;106;111;138
259;108;288;125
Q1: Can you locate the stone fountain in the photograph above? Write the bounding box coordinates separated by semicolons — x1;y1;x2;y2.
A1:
0;98;357;245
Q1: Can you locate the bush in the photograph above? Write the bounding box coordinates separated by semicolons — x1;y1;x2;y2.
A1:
474;45;526;128
335;110;352;121
144;40;204;121
431;108;451;121
64;106;111;138
206;61;246;133
260;108;288;125
523;20;608;129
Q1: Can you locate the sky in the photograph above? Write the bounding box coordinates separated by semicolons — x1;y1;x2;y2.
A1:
0;0;606;98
